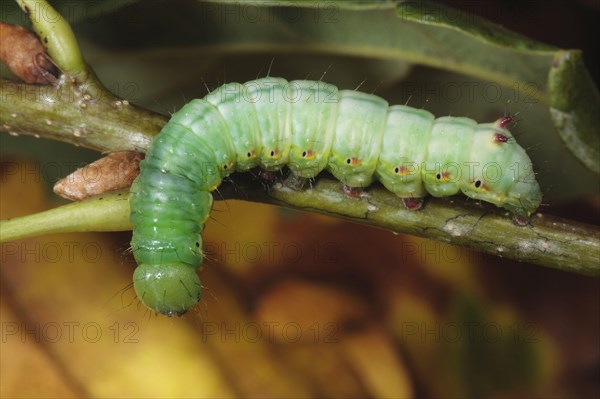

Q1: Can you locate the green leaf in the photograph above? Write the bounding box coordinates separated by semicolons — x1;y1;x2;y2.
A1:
548;50;600;173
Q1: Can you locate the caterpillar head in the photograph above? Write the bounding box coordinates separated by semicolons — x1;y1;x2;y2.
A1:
133;263;201;316
129;201;207;316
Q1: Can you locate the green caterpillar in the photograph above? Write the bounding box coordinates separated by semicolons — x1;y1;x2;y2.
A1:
130;77;542;316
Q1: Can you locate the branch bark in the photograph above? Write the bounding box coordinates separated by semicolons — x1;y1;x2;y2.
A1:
0;78;162;152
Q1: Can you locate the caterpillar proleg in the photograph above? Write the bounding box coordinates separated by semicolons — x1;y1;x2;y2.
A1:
130;77;542;316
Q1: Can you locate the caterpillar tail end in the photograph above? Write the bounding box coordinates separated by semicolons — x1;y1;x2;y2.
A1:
501;179;543;221
133;263;202;317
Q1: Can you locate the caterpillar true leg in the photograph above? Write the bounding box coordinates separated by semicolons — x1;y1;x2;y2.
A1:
130;77;542;316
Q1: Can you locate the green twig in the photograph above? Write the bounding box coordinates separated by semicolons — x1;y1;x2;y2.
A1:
0;191;132;241
1;176;598;276
15;0;87;80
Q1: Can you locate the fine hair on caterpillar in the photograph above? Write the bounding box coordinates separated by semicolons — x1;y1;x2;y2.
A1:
130;77;542;316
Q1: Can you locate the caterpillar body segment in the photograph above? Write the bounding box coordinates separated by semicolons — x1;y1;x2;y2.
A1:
167;99;237;180
247;77;293;171
130;77;542;316
130;167;213;316
204;82;262;172
376;105;434;197
423;117;478;197
287;80;338;178
328;90;389;187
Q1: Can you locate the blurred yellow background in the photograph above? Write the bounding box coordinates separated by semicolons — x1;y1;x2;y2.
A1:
2;157;598;398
